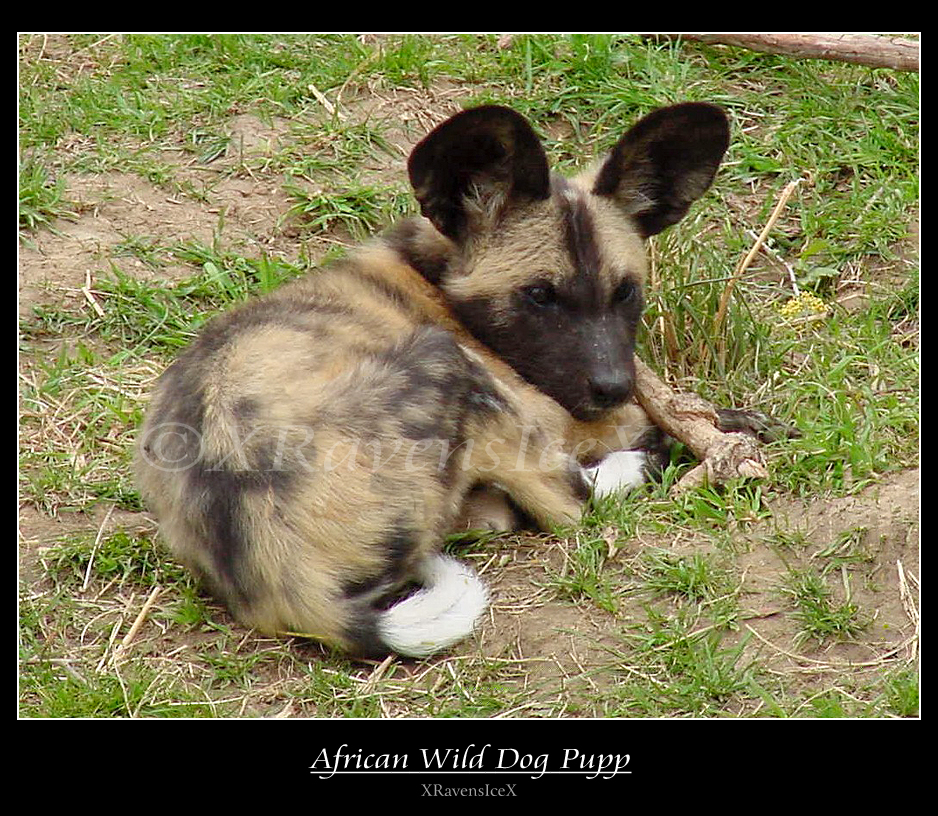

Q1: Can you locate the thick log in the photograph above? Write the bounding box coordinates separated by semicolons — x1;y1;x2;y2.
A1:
650;33;919;72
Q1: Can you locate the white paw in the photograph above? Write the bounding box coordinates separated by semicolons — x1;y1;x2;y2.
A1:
583;450;648;498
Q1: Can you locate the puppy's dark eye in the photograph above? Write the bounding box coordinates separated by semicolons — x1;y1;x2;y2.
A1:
523;283;557;308
612;280;638;305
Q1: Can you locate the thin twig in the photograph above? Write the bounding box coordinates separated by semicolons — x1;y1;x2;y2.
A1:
96;617;125;673
746;228;800;296
897;560;919;661
360;654;396;696
81;504;114;592
745;623;914;669
71;33;119;56
81;270;106;318
110;585;162;666
306;82;345;120
710;179;802;360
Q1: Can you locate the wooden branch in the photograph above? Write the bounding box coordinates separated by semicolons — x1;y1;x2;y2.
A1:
648;33;919;72
633;357;769;494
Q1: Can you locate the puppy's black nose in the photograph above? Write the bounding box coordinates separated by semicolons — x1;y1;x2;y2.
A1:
588;372;632;409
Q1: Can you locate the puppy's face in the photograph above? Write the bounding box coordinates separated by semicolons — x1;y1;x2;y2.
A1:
409;103;730;420
443;175;647;422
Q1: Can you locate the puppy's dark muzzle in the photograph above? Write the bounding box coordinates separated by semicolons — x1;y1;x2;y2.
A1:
588;369;633;410
579;319;636;417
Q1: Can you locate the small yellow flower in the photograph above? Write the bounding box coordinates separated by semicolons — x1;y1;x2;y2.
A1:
777;292;829;319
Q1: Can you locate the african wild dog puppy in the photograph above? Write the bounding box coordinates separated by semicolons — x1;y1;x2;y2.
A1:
136;103;731;658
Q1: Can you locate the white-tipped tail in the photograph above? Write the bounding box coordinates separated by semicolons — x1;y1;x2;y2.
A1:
377;554;489;658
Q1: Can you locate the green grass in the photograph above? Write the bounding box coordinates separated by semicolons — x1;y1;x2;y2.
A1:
284;183;414;238
883;667;920;717
641;550;735;605
548;531;623;614
612;620;758;716
19;154;78;237
24;244;312;357
19;34;918;720
781;567;870;647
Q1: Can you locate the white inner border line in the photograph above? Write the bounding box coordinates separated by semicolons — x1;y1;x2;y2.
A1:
311;770;632;775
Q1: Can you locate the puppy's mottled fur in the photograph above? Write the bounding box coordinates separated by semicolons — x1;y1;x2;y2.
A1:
137;103;730;657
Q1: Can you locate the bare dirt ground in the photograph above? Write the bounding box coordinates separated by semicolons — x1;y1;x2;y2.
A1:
477;467;920;708
19;98;920;717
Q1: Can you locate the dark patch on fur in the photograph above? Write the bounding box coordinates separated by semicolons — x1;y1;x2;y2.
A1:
379;328;509;450
569;459;592;502
139;353;210;478
233;396;257;423
341;608;389;659
340;520;427;658
557;179;602;302
342;520;417;602
185;463;294;608
635;426;674;480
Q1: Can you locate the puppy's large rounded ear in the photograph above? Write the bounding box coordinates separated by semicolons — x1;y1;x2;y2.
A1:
593;103;730;238
408;105;551;244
